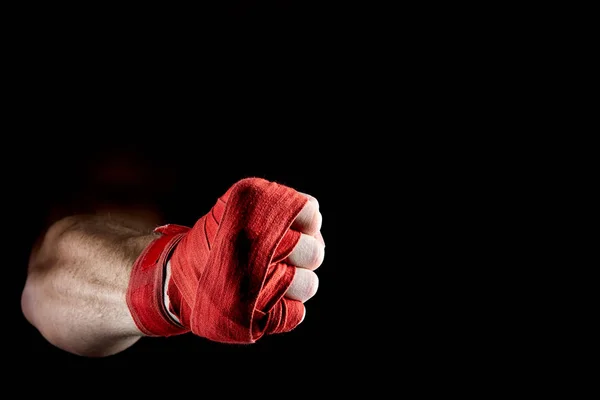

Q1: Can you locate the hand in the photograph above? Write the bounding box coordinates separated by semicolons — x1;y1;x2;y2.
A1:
165;178;325;343
282;193;325;321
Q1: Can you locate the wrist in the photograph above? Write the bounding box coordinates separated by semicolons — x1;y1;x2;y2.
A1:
126;224;190;337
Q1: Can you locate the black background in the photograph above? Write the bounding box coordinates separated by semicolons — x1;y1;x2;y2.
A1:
2;1;495;385
4;1;381;373
3;1;571;391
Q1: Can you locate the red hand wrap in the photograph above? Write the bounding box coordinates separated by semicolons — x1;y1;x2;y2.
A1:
126;224;190;336
126;178;308;343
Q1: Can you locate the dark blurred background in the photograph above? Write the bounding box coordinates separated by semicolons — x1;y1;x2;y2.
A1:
0;1;445;382
1;0;513;390
4;1;356;370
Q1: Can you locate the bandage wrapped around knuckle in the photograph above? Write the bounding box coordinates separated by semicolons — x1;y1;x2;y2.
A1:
126;177;307;343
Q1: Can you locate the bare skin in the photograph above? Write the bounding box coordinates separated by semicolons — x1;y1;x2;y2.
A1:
21;195;324;357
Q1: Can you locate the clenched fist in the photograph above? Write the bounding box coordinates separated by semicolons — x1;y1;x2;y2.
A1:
128;178;326;344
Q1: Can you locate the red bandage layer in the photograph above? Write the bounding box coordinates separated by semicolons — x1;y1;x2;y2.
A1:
126;178;308;343
126;224;190;336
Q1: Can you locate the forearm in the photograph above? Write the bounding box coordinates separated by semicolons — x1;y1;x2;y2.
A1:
21;215;159;357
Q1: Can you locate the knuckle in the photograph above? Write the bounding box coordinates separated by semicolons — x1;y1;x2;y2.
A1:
308;195;319;209
305;272;319;299
232;178;268;198
310;237;325;267
314;210;323;232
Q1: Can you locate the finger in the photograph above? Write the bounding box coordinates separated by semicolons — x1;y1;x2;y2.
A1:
315;231;325;247
300;305;306;323
285;233;325;271
284;267;319;303
265;298;306;334
291;193;322;235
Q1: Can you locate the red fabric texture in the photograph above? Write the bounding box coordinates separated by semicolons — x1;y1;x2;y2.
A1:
125;224;190;337
126;178;307;343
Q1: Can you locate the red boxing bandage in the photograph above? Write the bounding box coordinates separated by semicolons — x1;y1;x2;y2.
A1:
126;178;308;343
